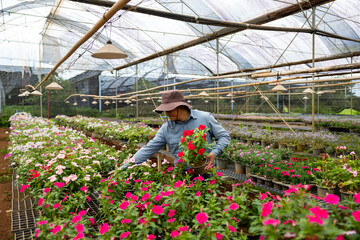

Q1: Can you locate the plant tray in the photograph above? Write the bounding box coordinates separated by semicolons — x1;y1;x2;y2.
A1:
85;192;100;216
12;197;35;212
13;228;36;240
11;209;40;232
12;174;26;200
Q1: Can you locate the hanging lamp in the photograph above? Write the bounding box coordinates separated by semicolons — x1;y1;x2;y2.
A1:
104;100;110;105
23;90;30;96
302;96;309;100
317;91;324;95
204;100;209;103
187;100;191;103
125;99;132;104
66;100;70;103
271;84;287;92
226;93;233;97
82;98;87;102
230;100;235;103
198;91;209;97
73;102;78;106
30;90;43;96
92;101;98;105
303;87;314;94
91;40;127;59
45;82;63;90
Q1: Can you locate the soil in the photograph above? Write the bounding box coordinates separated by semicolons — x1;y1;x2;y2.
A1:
0;128;12;239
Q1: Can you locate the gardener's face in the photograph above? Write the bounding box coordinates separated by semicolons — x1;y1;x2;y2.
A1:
166;108;178;121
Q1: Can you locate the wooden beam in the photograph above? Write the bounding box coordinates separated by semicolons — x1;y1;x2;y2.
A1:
113;0;334;71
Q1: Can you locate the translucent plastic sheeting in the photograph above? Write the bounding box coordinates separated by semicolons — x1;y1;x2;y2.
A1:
0;0;359;79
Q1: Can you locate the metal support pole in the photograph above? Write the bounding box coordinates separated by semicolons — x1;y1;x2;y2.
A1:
277;93;279;109
231;79;234;111
99;78;102;112
136;64;138;119
115;71;118;118
350;57;353;115
288;87;291;114
47;89;50;119
317;94;320;114
216;39;219;120
311;7;316;132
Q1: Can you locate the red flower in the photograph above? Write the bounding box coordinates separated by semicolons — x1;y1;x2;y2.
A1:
228;225;236;232
170;231;179;238
197;148;205;155
180;137;185;143
147;235;156;240
120;232;130;239
187;141;195;150
119;201;129;210
178;226;188;232
178;151;184;157
309;206;328;219
354;192;360;204
99;223;109;234
215;233;223;240
152;205;164;215
195;212;208;224
198;125;206;130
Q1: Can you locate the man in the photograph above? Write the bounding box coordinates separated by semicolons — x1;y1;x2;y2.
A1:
125;90;230;171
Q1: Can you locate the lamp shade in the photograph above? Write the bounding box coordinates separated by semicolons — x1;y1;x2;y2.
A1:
205;100;209;103
66;100;70;103
104;100;110;105
82;98;87;102
45;82;63;90
30;90;42;96
271;84;287;91
73;102;78;106
230;100;235;103
91;40;127;59
302;96;309;100
23;90;30;96
303;87;314;94
92;101;98;104
226;93;233;97
198;91;209;97
317;91;324;95
125;99;132;104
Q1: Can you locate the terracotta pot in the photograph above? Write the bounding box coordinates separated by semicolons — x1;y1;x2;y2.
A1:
191;160;209;176
216;159;228;170
316;185;336;198
235;162;245;174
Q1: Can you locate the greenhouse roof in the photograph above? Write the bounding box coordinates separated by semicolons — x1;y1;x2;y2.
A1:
0;0;359;80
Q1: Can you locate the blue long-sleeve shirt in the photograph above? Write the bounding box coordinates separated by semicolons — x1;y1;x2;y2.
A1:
132;109;230;165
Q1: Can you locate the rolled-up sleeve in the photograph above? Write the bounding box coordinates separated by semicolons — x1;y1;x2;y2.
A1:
208;115;230;157
132;125;166;165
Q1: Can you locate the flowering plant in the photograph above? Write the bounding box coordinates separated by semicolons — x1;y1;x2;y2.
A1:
178;125;215;167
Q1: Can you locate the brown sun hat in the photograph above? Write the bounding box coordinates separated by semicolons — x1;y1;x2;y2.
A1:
154;90;192;113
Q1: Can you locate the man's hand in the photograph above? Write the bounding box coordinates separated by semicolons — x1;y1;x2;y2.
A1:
205;152;215;170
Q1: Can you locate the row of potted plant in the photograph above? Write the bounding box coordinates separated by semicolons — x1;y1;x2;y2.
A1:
218;140;359;197
222;123;360;156
55;115;158;144
9;115;360;239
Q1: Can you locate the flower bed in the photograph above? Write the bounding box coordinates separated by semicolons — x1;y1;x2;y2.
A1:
8;115;360;239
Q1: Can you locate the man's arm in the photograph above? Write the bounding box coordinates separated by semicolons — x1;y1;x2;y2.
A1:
132;125;167;165
206;114;231;168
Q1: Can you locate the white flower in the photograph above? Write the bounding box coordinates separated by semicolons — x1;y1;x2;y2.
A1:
144;172;149;175
71;162;79;167
93;161;100;165
48;175;57;182
84;175;90;181
57;154;66;159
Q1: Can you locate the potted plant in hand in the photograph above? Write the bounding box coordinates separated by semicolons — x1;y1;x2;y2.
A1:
178;125;215;175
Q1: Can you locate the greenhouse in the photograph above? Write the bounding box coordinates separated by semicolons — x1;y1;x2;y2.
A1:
0;0;359;239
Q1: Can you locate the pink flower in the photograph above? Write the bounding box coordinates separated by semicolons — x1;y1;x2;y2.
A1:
121;219;131;224
43;188;51;195
229;203;239;210
167;218;176;223
89;218;95;225
53;203;60;209
51;225;61;235
54;182;65;188
228;225;236;232
336;235;344;240
283;219;296;226
120;232;130;239
263;218;281;227
147;235;156;240
352;210;360;222
216;172;223;177
72;215;82;224
36;220;47;225
152;205;164;215
73;232;85;240
324;194;339;205
154;195;162;201
309;206;328;219
306;215;324;225
178;226;188;232
78;210;87;216
80;186;88;192
74;224;84;232
125;192;132;198
259;192;267;200
195;191;201;197
170;231;179;238
215;233;223;240
168;209;176;218
35;229;40;238
38;198;44;206
119;201;129;210
99;223;109;234
354;193;360;204
261;201;273;218
20;184;30;192
174;180;184;188
141;193;150;201
196;212;208;224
